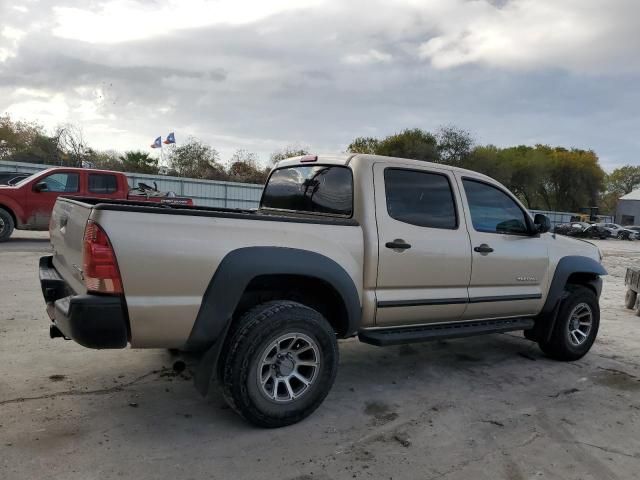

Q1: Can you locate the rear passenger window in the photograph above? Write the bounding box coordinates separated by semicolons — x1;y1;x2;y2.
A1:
384;168;457;229
89;174;118;194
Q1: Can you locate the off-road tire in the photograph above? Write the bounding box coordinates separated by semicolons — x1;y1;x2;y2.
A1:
220;301;339;428
538;285;599;361
625;289;637;310
0;208;15;242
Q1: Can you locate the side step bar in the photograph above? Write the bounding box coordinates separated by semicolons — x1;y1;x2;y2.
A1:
358;317;535;347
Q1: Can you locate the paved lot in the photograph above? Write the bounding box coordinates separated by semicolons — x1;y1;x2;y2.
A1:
1;231;640;480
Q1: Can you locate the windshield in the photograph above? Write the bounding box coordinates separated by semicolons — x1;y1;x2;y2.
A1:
11;172;38;187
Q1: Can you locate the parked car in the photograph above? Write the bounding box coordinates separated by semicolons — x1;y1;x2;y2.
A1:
40;153;606;427
0;167;193;241
596;223;638;240
0;171;31;186
554;222;609;239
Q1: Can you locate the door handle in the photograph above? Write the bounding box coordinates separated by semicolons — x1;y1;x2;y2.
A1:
385;239;411;251
474;244;494;254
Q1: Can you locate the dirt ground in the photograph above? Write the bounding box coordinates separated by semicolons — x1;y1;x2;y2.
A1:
1;231;640;480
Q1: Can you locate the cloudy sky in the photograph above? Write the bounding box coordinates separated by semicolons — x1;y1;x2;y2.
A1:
1;0;639;169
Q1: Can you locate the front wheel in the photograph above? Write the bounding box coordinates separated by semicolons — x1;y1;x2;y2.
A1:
0;208;15;242
538;285;599;361
220;301;339;428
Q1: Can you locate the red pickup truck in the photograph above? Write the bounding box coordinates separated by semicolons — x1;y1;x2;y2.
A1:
0;167;193;242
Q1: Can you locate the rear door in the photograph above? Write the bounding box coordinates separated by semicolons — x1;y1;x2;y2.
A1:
457;176;548;320
373;163;471;326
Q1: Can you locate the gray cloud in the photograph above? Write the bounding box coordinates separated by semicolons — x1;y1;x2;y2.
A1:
0;0;639;168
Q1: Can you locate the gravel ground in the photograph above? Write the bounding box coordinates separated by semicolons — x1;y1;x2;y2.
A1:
1;231;640;480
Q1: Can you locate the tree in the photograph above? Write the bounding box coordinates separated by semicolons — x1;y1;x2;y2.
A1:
56;124;89;166
376;128;439;162
347;128;439;162
599;165;640;214
605;165;640;195
346;137;379;155
270;146;309;164
0;114;61;164
436;125;474;166
119;151;159;174
228;149;269;184
167;137;224;179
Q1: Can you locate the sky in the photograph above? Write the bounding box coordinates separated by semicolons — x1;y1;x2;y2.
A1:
1;0;639;170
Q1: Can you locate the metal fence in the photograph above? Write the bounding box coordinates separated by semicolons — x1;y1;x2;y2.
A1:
0;160;263;209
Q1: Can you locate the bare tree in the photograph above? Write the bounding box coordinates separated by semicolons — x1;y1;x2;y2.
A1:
56;124;89;166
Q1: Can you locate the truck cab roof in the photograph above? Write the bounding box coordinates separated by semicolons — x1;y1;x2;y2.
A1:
275;153;497;184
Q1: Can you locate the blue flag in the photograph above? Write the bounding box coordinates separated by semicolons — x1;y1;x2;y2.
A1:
150;136;162;148
163;132;176;144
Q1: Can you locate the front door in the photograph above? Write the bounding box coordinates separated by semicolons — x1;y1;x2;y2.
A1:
374;163;472;326
27;171;81;228
456;176;549;320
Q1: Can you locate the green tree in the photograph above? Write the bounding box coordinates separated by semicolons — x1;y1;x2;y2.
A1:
0;114;62;164
270;146;309;164
167;137;225;179
346;137;379;154
228;149;269;184
605;165;640;195
599;165;640;214
376;128;439;162
119;151;159;174
347;129;439;162
436;125;474;166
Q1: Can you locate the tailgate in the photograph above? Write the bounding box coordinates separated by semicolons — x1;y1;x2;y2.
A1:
49;198;92;295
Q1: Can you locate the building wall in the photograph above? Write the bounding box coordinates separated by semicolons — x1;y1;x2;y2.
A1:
0;160;264;209
616;199;640;225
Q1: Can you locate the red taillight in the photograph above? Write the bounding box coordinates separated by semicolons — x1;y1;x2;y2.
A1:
82;220;123;294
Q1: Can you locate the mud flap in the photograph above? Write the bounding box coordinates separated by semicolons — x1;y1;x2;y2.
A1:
526;291;570;343
193;322;232;397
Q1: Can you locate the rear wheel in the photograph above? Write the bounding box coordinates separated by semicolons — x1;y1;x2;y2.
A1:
538;285;599;361
625;289;637;309
220;301;339;428
0;208;15;242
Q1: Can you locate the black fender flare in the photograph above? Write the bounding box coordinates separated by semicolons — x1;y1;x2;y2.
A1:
530;255;606;342
184;246;361;352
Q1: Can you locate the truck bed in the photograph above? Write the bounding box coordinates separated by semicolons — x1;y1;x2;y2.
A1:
49;196;364;349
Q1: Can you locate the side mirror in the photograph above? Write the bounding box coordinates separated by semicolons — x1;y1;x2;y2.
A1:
534;214;551;234
33;181;48;192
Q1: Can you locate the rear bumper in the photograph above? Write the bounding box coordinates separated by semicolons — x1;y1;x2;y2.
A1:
39;256;129;349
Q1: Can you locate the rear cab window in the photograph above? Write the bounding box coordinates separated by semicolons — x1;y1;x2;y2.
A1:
261;165;353;216
88;174;118;194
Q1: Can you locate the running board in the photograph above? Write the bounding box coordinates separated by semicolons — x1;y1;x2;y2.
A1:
358;318;535;347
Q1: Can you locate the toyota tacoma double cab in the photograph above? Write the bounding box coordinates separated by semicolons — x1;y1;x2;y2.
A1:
39;154;606;427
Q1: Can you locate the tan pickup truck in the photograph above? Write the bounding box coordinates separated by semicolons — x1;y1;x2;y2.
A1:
40;154;606;427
